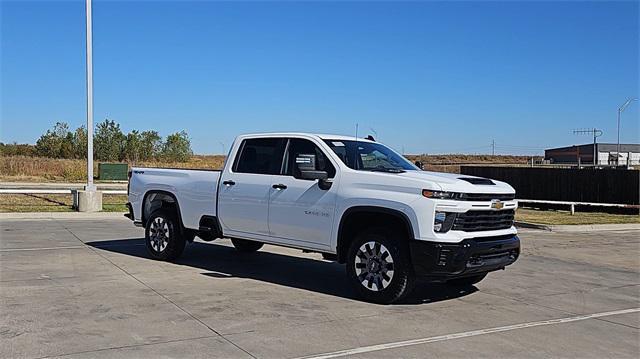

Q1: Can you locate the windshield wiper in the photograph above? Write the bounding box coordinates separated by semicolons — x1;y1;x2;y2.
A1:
368;168;406;173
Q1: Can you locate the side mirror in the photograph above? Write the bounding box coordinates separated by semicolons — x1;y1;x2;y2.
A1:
295;154;332;189
414;160;424;170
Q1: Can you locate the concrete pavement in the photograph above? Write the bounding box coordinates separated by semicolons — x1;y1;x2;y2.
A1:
1;217;638;358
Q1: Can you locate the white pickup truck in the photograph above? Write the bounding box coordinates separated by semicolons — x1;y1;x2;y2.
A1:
126;132;520;303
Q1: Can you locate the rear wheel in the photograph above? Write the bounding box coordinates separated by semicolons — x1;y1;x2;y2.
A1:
346;228;415;304
447;273;487;287
145;209;186;261
231;238;264;253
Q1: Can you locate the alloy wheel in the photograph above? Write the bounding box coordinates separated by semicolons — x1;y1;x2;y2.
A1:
149;217;170;252
354;241;395;291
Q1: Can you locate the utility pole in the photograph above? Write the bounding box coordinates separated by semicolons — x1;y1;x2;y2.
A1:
573;128;603;166
617;98;638;165
76;0;101;211
85;0;95;191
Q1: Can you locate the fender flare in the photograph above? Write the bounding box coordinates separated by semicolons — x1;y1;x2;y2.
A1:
142;190;186;233
336;205;416;263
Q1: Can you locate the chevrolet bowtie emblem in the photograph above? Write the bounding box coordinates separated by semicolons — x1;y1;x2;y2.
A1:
491;199;504;209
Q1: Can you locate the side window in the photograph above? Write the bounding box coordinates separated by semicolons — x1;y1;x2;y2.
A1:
284;138;336;178
233;138;286;175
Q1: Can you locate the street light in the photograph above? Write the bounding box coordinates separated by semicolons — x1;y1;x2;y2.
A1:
85;0;95;191
617;97;638;165
75;0;101;212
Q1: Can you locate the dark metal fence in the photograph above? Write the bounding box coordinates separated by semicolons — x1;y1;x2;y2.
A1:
460;166;639;205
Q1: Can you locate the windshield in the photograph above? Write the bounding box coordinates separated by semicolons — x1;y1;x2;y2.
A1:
323;139;418;172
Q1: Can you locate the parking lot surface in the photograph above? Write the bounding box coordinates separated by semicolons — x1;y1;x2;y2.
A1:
1;217;639;358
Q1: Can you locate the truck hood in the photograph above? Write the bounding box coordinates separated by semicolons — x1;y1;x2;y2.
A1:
397;170;515;194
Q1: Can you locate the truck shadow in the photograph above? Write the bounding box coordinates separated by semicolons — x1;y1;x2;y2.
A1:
87;238;477;305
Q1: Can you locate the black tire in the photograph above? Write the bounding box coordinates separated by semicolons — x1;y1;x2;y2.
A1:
346;227;415;304
231;238;264;253
145;209;186;261
447;273;487;287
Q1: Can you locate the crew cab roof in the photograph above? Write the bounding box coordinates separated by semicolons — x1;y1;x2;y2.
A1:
238;132;376;143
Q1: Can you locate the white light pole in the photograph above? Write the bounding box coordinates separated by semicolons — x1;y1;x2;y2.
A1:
85;0;95;191
76;0;101;211
616;98;638;165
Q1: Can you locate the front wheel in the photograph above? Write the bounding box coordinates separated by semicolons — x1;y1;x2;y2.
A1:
346;228;415;304
145;209;186;261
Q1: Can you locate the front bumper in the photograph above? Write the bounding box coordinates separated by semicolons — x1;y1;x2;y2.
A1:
409;234;520;279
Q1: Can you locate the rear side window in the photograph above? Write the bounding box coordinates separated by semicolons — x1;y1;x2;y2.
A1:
233;138;286;175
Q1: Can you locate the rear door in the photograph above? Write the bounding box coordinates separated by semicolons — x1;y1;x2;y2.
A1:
267;137;338;248
218;137;286;237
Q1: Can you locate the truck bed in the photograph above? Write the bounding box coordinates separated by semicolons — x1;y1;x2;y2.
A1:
128;167;221;230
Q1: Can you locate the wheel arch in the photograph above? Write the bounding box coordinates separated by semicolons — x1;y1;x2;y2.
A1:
336;206;415;263
142;190;185;231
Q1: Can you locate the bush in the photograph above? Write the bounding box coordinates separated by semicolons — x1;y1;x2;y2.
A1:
162;131;192;162
94;119;125;161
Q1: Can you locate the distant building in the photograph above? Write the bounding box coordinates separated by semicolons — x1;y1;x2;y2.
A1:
545;143;640;165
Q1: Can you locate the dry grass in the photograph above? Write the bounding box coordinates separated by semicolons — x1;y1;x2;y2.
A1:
0;194;128;212
0;155;227;182
407;154;537;173
407;154;538;165
516;208;640;225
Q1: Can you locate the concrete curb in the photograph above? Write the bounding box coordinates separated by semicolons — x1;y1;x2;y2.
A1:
514;221;552;231
516;221;640;232
0;212;127;220
0;181;126;190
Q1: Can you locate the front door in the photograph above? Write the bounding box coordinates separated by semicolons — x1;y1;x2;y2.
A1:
268;138;338;248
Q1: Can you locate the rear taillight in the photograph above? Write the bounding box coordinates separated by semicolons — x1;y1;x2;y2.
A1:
127;170;132;195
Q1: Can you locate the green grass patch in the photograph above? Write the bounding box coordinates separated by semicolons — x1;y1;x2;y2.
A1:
516;208;640;225
0;194;128;213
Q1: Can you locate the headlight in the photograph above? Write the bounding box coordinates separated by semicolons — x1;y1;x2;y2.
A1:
422;189;458;199
434;211;456;233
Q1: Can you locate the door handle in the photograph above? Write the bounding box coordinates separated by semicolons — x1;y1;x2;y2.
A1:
272;184;287;190
223;180;236;186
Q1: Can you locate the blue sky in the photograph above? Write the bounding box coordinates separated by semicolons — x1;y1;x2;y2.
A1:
1;0;638;155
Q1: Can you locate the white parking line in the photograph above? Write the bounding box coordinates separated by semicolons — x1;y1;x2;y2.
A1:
0;245;85;252
297;308;640;359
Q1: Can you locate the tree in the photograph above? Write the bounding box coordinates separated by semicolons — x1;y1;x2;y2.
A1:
124;130;143;162
94;119;125;161
162;131;192;162
140;130;163;160
35;122;72;158
72;126;87;159
0;142;36;156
